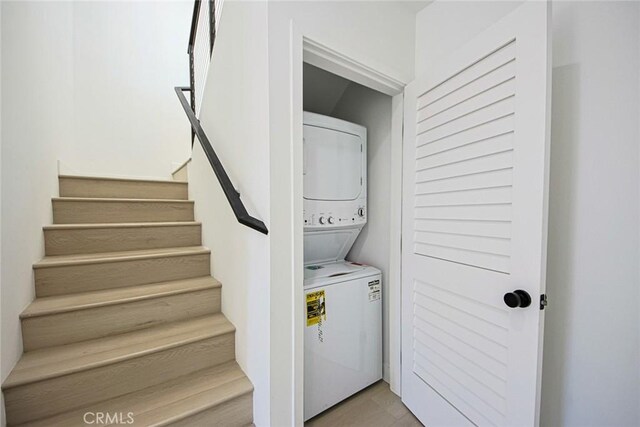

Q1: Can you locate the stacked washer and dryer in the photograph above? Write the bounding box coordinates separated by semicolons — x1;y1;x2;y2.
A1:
303;112;382;421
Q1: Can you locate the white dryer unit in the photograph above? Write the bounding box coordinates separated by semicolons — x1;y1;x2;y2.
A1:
303;112;367;265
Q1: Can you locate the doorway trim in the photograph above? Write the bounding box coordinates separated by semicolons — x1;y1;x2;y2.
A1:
302;38;405;96
292;31;407;423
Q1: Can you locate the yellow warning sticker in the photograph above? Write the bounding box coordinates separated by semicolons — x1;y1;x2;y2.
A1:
306;290;326;327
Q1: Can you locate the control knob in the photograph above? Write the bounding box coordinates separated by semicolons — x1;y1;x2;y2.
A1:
328;216;334;224
318;216;325;225
358;208;365;217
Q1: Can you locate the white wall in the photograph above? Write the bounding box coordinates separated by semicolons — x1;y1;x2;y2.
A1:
267;3;416;424
190;2;271;426
1;1;192;416
303;63;351;116
414;1;522;77
415;2;640;426
68;2;192;178
543;4;639;425
331;83;393;382
274;1;416;86
1;2;75;407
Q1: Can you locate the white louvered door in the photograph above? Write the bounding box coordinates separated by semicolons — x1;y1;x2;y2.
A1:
401;3;550;427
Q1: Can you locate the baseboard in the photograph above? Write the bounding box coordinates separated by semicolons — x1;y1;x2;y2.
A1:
383;362;390;383
172;158;192;181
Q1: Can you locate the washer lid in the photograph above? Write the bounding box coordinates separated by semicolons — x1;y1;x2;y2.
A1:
304;226;362;265
303;261;381;289
304;261;366;281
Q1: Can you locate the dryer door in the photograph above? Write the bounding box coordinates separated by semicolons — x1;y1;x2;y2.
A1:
303;124;363;201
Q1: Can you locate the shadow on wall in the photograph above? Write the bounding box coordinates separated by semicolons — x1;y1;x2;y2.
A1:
541;63;581;427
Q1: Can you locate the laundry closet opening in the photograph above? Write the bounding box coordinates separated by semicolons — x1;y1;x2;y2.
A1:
302;62;395;421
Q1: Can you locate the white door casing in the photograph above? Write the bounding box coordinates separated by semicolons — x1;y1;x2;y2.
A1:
401;2;551;427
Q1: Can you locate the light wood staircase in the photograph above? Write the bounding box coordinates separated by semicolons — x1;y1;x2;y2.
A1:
2;175;253;426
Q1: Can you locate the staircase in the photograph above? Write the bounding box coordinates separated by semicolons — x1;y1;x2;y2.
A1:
1;175;253;426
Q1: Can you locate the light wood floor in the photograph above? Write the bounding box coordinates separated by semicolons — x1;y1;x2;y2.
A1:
306;381;423;427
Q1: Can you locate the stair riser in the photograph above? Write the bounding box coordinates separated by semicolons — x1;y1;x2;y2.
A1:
44;224;202;256
53;200;194;224
3;333;235;425
59;177;188;200
35;254;211;297
168;393;253;427
22;288;221;351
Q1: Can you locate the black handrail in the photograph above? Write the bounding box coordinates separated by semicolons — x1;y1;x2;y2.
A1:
179;1;267;234
175;86;269;235
208;0;216;56
187;0;201;55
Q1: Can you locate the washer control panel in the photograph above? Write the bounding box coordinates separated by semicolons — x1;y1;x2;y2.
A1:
304;204;366;229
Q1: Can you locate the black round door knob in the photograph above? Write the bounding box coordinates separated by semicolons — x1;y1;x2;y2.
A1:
503;290;532;308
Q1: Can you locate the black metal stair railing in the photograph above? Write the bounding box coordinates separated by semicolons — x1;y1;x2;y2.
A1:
176;0;268;235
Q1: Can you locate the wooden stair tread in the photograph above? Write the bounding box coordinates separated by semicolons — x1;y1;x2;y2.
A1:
21;276;221;318
59;174;188;185
34;246;210;268
52;197;193;203
138;377;252;426
20;362;252;427
3;314;234;389
43;221;201;230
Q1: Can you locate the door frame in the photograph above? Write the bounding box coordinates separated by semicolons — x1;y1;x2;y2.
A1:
290;25;408;423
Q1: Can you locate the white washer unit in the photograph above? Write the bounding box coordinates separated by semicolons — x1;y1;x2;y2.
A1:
303;262;382;421
303;111;382;421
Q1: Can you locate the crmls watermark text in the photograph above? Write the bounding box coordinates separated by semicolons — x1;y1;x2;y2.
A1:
83;412;134;425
